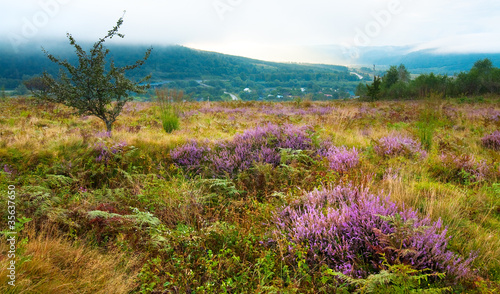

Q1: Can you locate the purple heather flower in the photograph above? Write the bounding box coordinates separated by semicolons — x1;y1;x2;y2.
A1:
3;164;13;175
319;146;360;173
94;141;128;163
482;130;500;151
170;123;315;177
275;185;476;280
439;153;489;182
374;134;427;159
95;131;112;138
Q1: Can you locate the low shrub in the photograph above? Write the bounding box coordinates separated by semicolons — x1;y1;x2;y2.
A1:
160;107;180;133
156;88;182;133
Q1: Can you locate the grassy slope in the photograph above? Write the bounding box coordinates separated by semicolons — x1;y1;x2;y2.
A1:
0;97;499;293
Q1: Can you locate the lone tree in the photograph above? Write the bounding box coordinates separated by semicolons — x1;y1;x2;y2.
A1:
366;75;381;101
34;16;152;134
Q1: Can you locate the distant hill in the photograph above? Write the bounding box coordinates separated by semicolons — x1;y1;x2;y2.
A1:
0;42;351;89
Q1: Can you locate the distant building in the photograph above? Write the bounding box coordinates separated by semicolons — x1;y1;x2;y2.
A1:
244;88;252;93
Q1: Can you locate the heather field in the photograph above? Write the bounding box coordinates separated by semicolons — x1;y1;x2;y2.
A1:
1;96;500;293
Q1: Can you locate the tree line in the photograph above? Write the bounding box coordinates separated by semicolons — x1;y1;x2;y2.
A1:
356;59;500;100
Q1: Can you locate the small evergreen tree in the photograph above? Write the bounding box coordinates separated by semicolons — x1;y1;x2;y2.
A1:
366;76;381;101
397;64;411;83
355;82;368;97
35;16;151;134
383;65;399;89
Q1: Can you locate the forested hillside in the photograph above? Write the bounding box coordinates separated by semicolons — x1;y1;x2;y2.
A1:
0;43;363;101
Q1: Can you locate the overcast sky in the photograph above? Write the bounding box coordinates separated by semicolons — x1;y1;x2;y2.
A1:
2;0;500;64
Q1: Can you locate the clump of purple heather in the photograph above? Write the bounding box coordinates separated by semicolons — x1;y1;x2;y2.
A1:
2;164;14;175
95;131;112;138
481;130;500;151
439;153;489;183
259;105;336;117
94;141;128;163
491;111;500;123
169;140;210;174
308;106;336;116
122;102;150;114
275;185;476;280
354;106;381;119
374;134;427;158
318;146;360;173
170;123;315;177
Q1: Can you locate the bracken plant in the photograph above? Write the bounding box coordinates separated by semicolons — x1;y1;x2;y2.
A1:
438;153;490;183
275;185;476;282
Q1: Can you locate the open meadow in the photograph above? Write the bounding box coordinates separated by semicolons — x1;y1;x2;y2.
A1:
1;96;500;293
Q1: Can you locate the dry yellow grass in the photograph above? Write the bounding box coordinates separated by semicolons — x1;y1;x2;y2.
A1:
0;224;140;294
379;170;500;275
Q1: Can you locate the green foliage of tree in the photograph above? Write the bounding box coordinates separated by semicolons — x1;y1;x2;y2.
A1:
366;76;381;101
24;76;50;96
355;82;368;97
412;73;450;97
455;58;500;95
377;60;500;100
383;65;400;89
14;84;28;96
386;81;409;99
383;64;410;91
35;16;152;134
397;64;411;83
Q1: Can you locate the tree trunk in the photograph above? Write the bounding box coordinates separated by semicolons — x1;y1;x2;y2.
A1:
105;120;113;136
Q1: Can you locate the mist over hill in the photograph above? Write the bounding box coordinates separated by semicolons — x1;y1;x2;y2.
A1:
311;44;500;75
